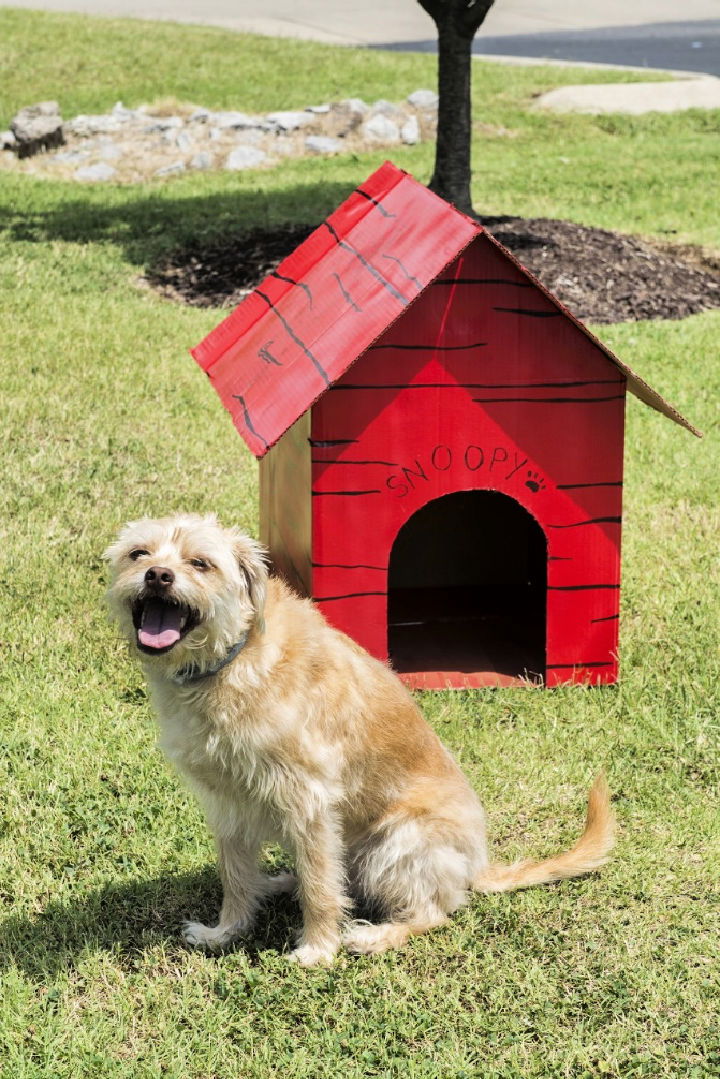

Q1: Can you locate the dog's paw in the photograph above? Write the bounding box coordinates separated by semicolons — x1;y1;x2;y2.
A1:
288;943;337;967
263;871;297;896
182;921;239;952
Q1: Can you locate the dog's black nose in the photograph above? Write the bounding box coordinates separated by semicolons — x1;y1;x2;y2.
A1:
145;566;175;588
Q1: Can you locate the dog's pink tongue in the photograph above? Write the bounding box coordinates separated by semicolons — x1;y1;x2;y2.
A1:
138;598;182;650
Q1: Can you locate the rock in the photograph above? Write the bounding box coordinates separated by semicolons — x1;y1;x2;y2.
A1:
273;137;296;157
400;115;420;145
407;89;438;109
1;90;440;183
98;140;124;160
143;116;183;132
111;102;138;122
362;114;400;143
70;114;125;136
331;98;369;136
154;160;186;176
11;101;64;159
209;111;258;129
235;128;264;145
175;131;193;153
370;99;401;116
190;151;213;170
75;162;117;182
305;135;342;155
266;111;314;132
1;130;17;150
52;149;91;164
225;146;267;170
339;98;369;115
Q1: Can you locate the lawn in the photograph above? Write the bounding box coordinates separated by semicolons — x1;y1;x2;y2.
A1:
0;8;718;1078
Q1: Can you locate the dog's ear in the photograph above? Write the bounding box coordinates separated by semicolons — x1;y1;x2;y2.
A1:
102;521;139;570
229;530;268;630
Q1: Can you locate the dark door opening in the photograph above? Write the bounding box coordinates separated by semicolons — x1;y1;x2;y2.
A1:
388;491;546;686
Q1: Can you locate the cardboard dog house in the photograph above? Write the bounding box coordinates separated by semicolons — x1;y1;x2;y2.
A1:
192;162;698;689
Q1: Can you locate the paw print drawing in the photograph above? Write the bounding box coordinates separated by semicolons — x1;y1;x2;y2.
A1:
525;470;546;494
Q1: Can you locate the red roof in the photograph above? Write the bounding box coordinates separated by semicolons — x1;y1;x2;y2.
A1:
192;162;699;455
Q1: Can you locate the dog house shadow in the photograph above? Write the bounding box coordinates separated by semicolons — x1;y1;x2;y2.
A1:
388;491;546;686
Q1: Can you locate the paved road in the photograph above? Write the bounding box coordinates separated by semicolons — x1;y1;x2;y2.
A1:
381;19;720;77
3;0;720;74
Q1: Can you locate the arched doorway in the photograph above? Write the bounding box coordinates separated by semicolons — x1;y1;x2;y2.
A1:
387;491;547;686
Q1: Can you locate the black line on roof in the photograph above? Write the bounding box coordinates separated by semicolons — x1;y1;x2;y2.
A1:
256;289;329;385
258;342;282;366
231;394;268;450
381;254;423;290
323;222;409;306
332;272;362;313
270;272;313;308
355;187;396;218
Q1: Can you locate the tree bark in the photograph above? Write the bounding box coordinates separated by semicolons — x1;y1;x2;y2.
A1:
417;0;496;216
429;17;474;214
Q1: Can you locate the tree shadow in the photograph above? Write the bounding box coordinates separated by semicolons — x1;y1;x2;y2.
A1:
2;866;301;982
0;177;357;272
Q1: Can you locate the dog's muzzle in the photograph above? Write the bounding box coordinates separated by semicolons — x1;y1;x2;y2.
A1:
132;570;200;654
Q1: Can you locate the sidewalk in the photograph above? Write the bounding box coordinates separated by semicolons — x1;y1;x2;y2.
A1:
3;0;720;77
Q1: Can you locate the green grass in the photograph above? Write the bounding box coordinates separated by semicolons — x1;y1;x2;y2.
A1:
1;9;719;1078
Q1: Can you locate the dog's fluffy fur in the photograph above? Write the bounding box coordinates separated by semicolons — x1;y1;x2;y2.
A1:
105;513;615;966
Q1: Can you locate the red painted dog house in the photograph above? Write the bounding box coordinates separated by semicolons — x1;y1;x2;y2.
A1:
192;162;698;688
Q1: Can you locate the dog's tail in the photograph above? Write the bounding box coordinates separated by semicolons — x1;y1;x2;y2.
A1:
472;772;615;894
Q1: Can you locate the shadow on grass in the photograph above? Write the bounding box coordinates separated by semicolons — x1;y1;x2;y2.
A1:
0;178;356;270
2;867;301;982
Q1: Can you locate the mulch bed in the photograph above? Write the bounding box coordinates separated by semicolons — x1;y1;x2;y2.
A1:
146;216;720;324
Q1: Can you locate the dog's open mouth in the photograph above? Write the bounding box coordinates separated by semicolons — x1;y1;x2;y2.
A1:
132;596;200;654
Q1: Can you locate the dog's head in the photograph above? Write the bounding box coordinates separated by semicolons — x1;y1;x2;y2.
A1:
104;514;267;672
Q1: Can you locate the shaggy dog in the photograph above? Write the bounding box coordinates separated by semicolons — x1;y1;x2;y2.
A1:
105;513;614;966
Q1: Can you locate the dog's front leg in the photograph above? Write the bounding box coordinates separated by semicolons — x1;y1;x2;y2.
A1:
287;811;349;967
183;833;276;952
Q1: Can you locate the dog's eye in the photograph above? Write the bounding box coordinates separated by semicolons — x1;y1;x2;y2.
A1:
129;548;149;561
190;557;211;571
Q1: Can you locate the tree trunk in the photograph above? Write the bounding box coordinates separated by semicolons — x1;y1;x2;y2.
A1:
429;17;474;215
418;0;496;217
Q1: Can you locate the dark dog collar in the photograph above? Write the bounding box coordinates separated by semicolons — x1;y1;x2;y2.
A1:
170;632;249;686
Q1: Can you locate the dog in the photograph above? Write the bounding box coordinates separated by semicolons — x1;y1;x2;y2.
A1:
105;512;615;966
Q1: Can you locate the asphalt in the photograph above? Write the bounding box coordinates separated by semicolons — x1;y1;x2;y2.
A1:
381;20;720;77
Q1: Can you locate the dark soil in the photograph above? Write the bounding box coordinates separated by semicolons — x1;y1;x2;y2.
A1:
147;217;720;324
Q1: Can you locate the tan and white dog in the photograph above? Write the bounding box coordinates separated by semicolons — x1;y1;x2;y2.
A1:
105;513;614;966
